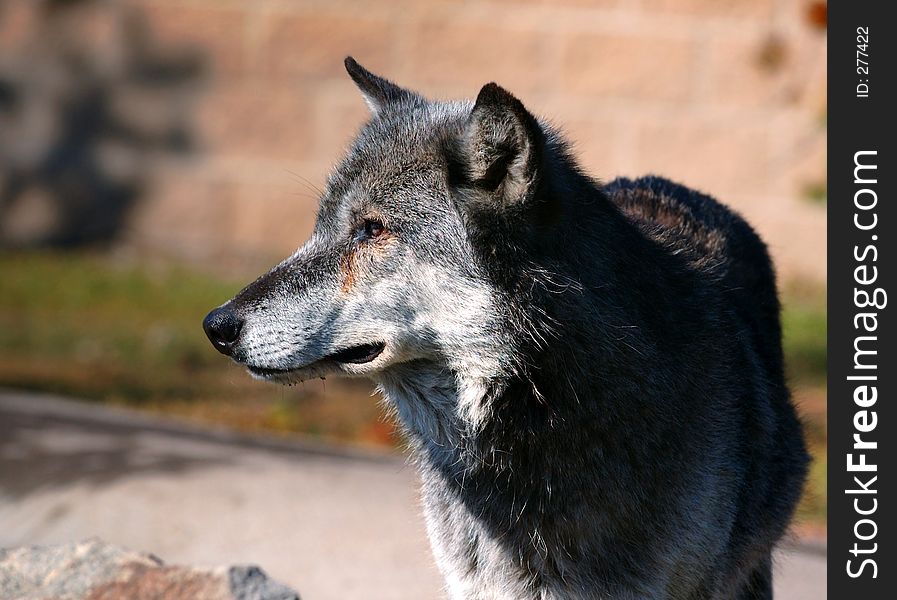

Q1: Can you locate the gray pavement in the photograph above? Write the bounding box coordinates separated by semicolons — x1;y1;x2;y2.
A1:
0;390;825;599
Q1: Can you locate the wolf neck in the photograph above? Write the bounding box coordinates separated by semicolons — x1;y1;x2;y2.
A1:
376;354;585;487
376;360;489;466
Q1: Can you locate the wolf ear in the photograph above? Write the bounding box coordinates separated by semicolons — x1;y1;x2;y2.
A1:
461;83;543;208
344;56;418;115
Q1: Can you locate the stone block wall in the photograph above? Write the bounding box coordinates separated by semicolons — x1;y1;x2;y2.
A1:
2;0;828;281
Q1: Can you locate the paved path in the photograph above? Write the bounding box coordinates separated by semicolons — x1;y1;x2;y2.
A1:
0;391;825;599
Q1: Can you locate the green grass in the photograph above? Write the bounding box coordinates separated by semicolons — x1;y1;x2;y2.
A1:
0;250;828;526
779;281;827;532
0;250;394;446
781;282;827;386
1;251;238;399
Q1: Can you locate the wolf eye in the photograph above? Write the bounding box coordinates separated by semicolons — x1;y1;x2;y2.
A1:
362;218;385;239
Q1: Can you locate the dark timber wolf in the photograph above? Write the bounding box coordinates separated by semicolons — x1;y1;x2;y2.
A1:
203;58;809;599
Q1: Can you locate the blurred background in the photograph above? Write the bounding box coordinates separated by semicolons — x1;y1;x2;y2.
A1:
0;0;827;579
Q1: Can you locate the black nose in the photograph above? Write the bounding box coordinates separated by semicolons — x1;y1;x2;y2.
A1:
203;307;243;354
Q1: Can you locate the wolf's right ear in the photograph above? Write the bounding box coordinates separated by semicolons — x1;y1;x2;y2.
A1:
344;57;419;115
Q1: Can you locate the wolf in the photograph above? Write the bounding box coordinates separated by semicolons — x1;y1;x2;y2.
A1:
203;58;809;600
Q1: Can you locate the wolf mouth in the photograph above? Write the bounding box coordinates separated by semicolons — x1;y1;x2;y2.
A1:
246;342;386;378
327;342;386;364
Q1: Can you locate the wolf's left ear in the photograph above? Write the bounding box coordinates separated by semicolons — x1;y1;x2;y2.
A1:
461;83;544;208
345;56;419;115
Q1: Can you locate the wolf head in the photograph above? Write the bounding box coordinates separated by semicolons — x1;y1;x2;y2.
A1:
204;58;582;433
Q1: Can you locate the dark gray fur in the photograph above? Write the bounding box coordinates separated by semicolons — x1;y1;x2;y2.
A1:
205;58;809;600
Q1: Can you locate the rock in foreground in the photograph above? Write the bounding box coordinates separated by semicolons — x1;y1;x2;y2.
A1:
0;539;300;600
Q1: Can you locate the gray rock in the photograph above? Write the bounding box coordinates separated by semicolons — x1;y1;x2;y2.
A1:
229;566;301;600
0;539;300;600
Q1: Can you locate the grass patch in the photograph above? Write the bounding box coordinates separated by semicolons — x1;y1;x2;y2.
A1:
780;282;827;529
781;281;827;387
0;250;395;447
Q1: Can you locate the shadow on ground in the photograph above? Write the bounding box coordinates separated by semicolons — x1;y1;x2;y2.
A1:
0;408;231;500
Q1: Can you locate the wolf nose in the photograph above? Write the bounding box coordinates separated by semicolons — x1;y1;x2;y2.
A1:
203;307;243;354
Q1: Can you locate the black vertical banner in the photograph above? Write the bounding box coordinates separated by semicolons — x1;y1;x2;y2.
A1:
829;1;895;598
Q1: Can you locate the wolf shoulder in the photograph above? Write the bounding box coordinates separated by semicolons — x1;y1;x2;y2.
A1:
603;175;774;277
